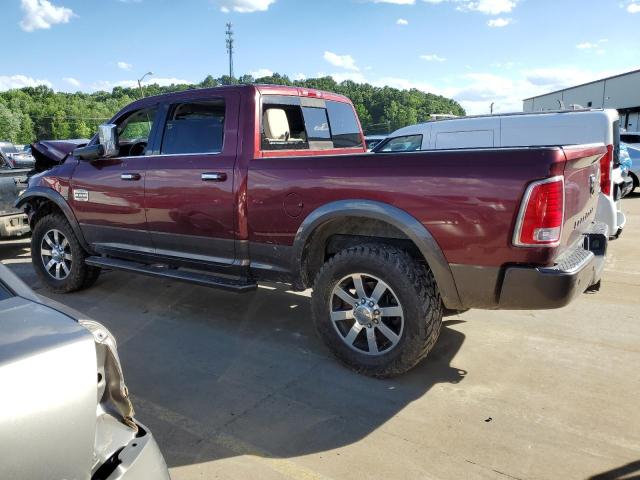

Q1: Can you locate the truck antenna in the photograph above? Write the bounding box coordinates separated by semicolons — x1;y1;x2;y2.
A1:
225;22;234;79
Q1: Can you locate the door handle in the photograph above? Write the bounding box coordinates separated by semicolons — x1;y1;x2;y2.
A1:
121;173;141;181
201;172;227;182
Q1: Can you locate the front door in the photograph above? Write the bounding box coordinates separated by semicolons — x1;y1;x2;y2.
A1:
144;94;239;265
70;105;159;254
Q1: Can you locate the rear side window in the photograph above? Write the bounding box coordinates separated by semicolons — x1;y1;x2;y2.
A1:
302;107;331;140
326;101;363;148
261;96;363;152
161;100;225;155
377;135;423;152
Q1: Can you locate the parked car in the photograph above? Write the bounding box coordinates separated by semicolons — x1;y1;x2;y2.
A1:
364;135;386;151
0;141;35;169
622;142;640;194
0;263;170;479
374;109;627;239
17;85;608;377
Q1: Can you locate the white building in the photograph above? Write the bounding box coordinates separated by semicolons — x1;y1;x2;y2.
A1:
523;69;640;132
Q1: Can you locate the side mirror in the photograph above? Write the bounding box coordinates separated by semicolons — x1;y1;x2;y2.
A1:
98;124;119;158
73;144;104;161
73;123;119;161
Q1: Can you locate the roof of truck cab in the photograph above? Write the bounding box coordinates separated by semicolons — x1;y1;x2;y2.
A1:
124;84;352;111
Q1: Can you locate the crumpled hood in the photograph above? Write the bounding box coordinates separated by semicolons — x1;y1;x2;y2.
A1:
31;139;89;172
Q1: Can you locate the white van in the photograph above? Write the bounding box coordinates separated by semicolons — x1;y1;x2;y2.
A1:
375;109;626;238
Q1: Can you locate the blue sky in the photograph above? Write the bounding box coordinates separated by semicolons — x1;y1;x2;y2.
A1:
1;0;639;114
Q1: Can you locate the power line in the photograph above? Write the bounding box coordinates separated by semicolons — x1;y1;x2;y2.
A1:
225;22;234;79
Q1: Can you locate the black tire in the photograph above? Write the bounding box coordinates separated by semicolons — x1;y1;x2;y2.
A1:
630;172;639;194
311;244;443;378
31;213;100;293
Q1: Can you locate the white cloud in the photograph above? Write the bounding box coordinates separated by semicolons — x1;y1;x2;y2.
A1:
627;2;640;13
63;77;80;87
117;61;133;71
250;68;274;78
370;0;519;15
576;38;607;55
293;73;307;81
420;54;446;62
396;18;409;25
461;0;517;14
487;17;511;27
215;0;276;13
323;51;359;71
0;75;52;91
19;0;74;32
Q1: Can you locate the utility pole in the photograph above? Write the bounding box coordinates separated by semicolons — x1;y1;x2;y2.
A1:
225;22;234;79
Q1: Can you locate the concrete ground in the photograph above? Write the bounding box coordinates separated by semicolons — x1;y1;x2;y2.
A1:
3;195;640;480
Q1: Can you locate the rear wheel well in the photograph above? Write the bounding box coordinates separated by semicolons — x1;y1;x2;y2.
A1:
630;171;639;188
300;217;426;288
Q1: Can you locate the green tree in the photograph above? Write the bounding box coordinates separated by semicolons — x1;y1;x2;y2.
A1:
0;103;21;142
0;73;465;142
50;110;71;139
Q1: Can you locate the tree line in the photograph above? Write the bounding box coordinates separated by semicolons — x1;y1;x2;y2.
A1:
0;73;465;144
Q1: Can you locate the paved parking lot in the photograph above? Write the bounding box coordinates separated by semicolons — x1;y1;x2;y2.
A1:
3;194;640;480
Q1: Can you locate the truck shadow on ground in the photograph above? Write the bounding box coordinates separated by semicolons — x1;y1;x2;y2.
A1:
588;459;640;480
3;261;468;469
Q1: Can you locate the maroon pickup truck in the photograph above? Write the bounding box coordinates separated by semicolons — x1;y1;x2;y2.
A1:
18;85;607;377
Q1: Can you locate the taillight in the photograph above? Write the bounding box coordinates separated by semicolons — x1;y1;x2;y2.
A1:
513;176;564;247
600;145;612;196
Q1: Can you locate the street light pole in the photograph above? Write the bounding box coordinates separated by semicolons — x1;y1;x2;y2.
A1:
137;72;154;99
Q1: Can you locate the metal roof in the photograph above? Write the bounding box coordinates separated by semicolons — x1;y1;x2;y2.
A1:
523;68;640;101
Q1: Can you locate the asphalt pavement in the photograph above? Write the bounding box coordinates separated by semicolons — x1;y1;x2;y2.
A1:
3;194;639;480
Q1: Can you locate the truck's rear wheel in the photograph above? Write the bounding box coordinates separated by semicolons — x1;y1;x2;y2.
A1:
31;213;100;293
311;244;443;378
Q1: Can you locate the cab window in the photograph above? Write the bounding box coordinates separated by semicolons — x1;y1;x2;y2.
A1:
160;100;225;155
377;135;423;152
116;106;158;157
118;107;157;143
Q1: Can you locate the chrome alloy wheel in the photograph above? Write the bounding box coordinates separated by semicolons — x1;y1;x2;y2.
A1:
330;273;404;356
40;229;72;280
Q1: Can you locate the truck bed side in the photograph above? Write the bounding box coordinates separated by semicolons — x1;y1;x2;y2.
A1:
247;145;604;308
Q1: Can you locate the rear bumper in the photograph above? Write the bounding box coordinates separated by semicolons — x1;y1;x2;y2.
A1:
450;223;608;310
99;423;170;480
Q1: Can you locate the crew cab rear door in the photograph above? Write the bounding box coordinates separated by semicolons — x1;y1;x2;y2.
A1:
70;105;159;253
143;92;239;265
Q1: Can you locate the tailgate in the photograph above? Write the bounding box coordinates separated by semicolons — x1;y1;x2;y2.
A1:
559;144;606;250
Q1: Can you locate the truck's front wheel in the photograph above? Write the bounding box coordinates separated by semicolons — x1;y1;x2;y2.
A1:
31;213;100;293
311;244;443;378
